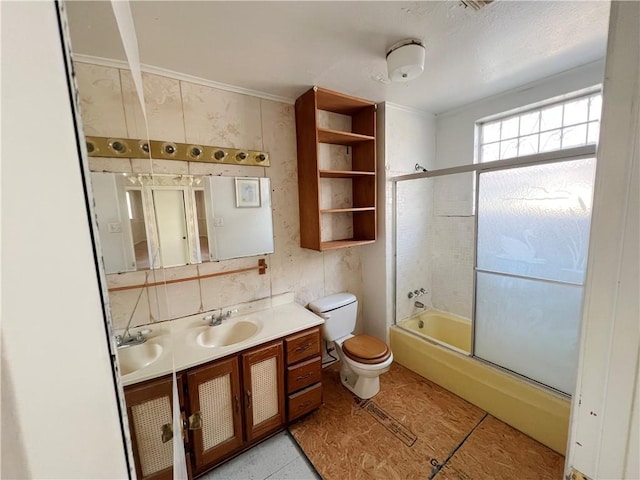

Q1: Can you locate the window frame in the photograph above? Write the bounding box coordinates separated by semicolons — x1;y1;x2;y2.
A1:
475;87;602;164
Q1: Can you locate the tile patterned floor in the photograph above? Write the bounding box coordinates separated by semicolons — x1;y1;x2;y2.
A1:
289;362;565;480
204;431;319;480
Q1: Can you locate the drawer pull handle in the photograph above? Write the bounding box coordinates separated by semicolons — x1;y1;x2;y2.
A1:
161;423;173;443
234;394;240;413
296;373;313;381
295;343;312;352
246;390;252;409
298;401;312;410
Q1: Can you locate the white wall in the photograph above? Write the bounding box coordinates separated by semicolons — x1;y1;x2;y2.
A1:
362;104;436;340
1;2;128;478
567;2;640;478
436;60;606;170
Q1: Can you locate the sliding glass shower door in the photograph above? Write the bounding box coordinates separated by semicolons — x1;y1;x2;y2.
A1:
474;158;596;394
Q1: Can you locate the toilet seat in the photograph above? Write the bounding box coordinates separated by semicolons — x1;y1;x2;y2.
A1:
342;335;391;365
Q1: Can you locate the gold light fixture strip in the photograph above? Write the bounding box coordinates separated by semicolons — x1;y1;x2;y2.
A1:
85;136;271;167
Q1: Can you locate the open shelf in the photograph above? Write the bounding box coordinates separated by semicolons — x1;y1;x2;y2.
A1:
320;207;375;214
319;239;377;251
295;86;377;251
317;128;374;146
316;87;375;115
319;170;375;178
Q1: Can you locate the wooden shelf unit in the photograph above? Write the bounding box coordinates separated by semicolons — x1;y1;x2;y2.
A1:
295;86;377;251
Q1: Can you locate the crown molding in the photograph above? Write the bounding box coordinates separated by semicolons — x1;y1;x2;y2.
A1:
385;102;435;117
72;54;295;105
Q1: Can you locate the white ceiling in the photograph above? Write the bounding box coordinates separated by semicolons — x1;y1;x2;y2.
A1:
65;1;610;114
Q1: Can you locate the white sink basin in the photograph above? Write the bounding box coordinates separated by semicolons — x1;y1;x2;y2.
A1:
197;321;260;348
118;341;164;376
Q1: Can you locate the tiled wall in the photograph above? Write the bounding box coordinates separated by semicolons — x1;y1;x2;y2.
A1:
429;173;475;320
75;62;364;330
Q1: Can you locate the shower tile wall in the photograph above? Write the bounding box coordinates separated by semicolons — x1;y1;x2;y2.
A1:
395;179;434;321
75;63;363;330
431;216;475;319
430;173;475;320
383;105;437;324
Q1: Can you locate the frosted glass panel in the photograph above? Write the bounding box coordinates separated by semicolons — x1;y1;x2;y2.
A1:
477;158;596;284
475;272;583;394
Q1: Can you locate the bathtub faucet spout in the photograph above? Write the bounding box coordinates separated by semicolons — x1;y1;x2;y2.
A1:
414;301;425;309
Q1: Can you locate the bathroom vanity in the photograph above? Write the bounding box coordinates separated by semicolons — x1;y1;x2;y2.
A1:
118;298;324;479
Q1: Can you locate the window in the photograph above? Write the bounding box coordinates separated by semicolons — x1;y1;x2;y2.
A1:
478;91;602;162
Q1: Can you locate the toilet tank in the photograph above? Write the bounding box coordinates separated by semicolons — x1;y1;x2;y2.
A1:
308;293;357;341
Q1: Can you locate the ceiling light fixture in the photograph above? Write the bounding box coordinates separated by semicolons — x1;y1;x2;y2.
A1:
386;39;425;83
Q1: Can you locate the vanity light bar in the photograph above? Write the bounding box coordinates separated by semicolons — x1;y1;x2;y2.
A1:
85;136;271;167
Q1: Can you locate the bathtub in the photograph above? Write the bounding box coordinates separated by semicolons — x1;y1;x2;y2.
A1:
391;312;571;455
398;310;472;353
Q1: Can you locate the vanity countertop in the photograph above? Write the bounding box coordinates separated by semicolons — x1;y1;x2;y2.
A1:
119;298;324;387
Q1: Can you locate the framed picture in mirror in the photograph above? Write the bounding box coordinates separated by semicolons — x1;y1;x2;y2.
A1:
235;177;261;208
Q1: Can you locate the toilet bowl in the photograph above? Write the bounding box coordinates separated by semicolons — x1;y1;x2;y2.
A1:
308;293;393;399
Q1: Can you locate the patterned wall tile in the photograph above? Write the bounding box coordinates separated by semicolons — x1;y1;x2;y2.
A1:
147;265;203;321
131;158;189;175
108;287;151;330
198;258;271;311
317;110;352;131
322;248;364;332
395;179;433;322
187;162;265;177
75;63;128;137
261;99;328;307
318;144;351;171
107;270;153;329
88;157;132;173
120;71;186;142
431;215;475;319
181;81;263;150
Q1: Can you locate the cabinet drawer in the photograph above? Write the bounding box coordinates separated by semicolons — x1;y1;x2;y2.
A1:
288;383;322;422
287;356;321;394
285;328;320;364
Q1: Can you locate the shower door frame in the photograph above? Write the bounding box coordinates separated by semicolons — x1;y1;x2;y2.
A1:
392;144;597;395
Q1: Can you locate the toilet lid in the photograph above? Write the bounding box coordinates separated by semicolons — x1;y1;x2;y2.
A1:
343;335;391;365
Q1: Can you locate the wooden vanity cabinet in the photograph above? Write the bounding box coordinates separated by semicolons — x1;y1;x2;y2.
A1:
241;341;286;442
186;357;243;472
285;327;323;421
124;329;320;479
124;375;191;480
186;340;285;475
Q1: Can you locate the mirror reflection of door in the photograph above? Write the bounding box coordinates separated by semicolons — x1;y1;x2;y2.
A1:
152;189;189;268
125;189;150;270
90;172;136;272
193;189;210;262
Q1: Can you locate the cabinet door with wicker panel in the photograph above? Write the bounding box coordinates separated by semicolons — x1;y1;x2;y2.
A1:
241;340;285;442
186;356;243;473
124;375;188;480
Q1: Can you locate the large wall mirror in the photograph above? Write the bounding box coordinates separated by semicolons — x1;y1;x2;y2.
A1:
91;172;274;273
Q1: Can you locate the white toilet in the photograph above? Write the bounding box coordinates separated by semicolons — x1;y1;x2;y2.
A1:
308;293;393;399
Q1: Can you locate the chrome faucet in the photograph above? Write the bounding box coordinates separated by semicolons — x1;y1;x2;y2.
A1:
204;309;238;326
115;328;151;348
